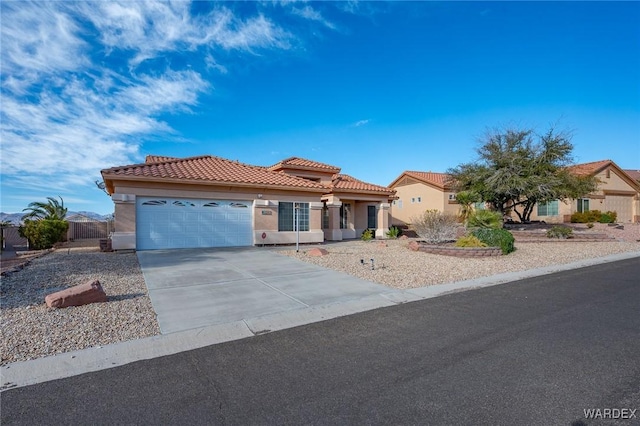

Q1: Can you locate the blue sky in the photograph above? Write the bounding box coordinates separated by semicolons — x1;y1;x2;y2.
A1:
1;1;639;215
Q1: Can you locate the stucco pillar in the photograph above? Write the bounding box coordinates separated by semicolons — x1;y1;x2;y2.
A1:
111;194;136;250
375;203;391;239
325;201;342;241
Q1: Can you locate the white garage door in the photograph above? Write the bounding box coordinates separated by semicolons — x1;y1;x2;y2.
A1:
604;195;633;223
136;197;253;250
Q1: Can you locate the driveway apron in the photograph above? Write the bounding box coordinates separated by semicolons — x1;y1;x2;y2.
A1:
137;247;394;334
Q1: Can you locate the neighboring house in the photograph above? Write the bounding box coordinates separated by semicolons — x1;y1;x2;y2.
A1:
388;171;458;226
100;155;395;250
389;160;640;226
528;160;640;224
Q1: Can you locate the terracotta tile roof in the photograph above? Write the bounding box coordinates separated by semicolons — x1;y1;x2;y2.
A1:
145;155;178;163
567;160;613;176
102;155;327;191
330;174;395;195
394;171;453;190
624;169;640;181
269;157;341;173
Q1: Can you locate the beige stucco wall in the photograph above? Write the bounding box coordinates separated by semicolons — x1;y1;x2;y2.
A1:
391;181;447;225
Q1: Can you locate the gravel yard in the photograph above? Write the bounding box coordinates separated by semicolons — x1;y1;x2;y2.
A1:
1;242;160;366
1;224;638;366
279;223;640;289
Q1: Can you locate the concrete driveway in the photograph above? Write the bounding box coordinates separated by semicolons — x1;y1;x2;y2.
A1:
137;247;398;334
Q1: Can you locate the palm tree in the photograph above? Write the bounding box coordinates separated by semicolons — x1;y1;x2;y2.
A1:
22;196;68;221
455;191;481;225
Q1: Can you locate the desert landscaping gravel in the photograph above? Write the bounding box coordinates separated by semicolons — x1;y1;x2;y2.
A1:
1;244;160;366
280;223;639;289
1;224;638;366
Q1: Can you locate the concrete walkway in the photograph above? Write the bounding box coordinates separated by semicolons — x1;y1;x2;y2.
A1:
137;247;402;334
2;250;639;390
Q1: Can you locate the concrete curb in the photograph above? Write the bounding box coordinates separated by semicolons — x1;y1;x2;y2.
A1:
2;250;639;390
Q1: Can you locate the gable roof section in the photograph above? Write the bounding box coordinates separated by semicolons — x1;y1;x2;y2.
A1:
101;155;328;194
330;174;395;195
388;171;453;191
269;157;341;174
567;159;613;176
569;159;640;192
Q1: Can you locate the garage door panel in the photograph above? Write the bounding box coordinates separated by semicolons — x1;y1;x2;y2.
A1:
136;197;253;250
604;195;633;223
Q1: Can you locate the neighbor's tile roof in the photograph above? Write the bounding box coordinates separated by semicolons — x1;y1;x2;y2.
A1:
330;174;395;195
102;155;327;191
395;171;453;190
624;169;640;181
269;157;341;173
567;160;613;176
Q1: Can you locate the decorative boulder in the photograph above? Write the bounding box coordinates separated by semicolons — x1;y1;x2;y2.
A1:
408;241;420;251
307;248;329;257
45;279;107;308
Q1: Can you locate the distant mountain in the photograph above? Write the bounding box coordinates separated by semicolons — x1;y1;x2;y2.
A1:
0;213;24;225
0;211;112;225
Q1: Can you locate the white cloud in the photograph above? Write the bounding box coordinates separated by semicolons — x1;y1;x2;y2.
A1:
291;5;336;29
353;119;371;127
0;1;295;195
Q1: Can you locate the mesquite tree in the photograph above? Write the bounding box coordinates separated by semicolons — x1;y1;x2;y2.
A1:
447;126;597;222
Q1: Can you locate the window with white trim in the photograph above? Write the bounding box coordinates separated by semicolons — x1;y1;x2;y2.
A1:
537;200;559;216
278;202;309;231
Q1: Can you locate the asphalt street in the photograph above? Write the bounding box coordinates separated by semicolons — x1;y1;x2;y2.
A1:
2;257;639;425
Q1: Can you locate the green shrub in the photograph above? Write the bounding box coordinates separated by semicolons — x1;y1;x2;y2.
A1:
571;209;618;224
471;228;515;254
410;210;459;244
385;226;402;239
19;219;68;249
546;226;573;239
467;210;503;229
361;229;373;241
455;235;487;248
599;211;617;223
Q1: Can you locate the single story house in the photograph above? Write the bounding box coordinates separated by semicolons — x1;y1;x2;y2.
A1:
100;155;395;250
387;171;458;226
528;160;640;224
389;159;640;226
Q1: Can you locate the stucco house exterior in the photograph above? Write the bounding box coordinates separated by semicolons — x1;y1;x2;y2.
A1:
388;171;458;226
528;160;640;224
389;159;640;226
100;155;395;250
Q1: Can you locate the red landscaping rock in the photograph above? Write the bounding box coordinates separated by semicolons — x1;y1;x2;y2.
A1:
45;279;108;308
307;248;329;257
408;241;420;251
377;242;388;248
